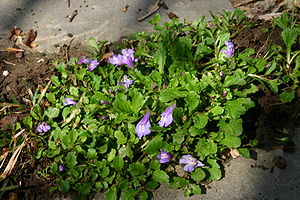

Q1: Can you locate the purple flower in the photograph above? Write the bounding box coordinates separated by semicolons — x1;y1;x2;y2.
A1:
152;84;158;90
63;97;77;106
88;59;99;71
78;57;90;65
100;100;110;105
37;122;51;133
157;150;173;164
221;41;234;58
222;91;228;98
101;116;109;120
135;111;151;139
119;75;134;90
220;72;224;77
108;49;138;69
179;155;204;172
109;54;124;66
58;164;64;172
158;104;176;127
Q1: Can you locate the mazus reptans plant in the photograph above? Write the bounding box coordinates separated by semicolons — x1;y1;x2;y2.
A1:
135;111;151;139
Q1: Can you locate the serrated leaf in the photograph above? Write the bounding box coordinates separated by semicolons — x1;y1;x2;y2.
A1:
145;135;168;155
114;131;127;145
193;113;208;129
65;152;77;168
280;89;295;103
45;107;60;119
153;170;169;183
210;106;224;116
185;92;200;114
220;134;241;148
105;185;118;200
159;88;187;102
225;98;255;118
218;119;243;136
129;163;147;176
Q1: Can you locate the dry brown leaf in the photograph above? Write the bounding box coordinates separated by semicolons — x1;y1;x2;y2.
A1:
167;12;179;19
0;139;26;180
101;52;113;62
230;149;240;159
29;42;38;48
22;29;37;46
5;47;24;52
123;5;129;12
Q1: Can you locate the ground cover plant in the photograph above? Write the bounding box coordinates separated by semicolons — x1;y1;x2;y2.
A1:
1;9;299;200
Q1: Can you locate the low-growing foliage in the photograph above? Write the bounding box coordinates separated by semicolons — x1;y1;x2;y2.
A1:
17;9;299;199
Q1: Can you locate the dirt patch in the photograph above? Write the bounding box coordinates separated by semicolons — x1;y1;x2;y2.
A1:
233;20;284;57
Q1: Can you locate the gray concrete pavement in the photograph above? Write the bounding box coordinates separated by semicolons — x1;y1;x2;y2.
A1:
152;126;300;200
0;0;233;52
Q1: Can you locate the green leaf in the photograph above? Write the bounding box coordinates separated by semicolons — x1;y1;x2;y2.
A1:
87;148;98;160
156;43;166;74
107;149;117;162
69;87;79;98
170;177;189;189
121;189;138;200
145;135;168;155
59;180;70;192
193;113;208;129
65;152;77;168
46;93;56;103
224;75;246;87
195;138;218;158
105;185;118;200
62;107;72;121
145;180;159;190
218;119;243;136
191;168;206;182
279;89;295;103
139;191;149;200
225;98;255;118
99;166;110;178
114;131;127;145
112;155;124;171
78;183;92;195
238;148;251;158
51;75;61;86
207;167;222;180
210;106;224;116
112;93;132;113
281;28;298;53
153;170;169;183
129;90;146;113
190;183;203;194
75;68;87;80
185;92;200;114
255;58;267;72
45;107;60;119
159;88;187;102
148;14;161;26
129;163;147;176
23;116;33;129
220;134;241;148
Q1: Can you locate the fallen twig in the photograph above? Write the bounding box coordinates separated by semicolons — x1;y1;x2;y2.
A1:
68;10;78;22
0;138;26;180
137;0;168;22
